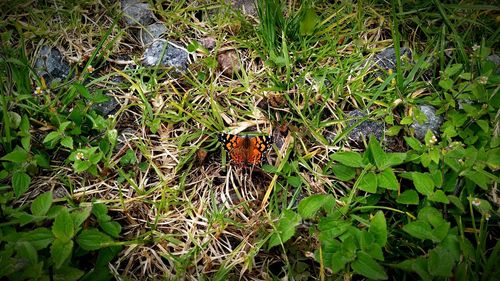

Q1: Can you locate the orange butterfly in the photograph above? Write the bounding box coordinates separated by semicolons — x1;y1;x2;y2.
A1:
218;133;273;165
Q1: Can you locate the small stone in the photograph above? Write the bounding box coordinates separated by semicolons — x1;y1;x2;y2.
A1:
373;47;413;71
141;40;189;71
138;23;167;45
346;110;384;144
217;50;240;75
411;105;443;141
34;46;70;86
199;37;217;50
121;0;155;26
232;0;257;16
91;95;120;117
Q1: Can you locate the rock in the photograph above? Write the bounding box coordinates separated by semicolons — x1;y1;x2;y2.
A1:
217;50;240;75
486;54;500;73
411;105;443;141
199;37;216;50
34;46;70;86
141;40;189;71
91;95;120;117
346;110;384;143
232;0;257;16
373;47;413;71
138;23;167;45
121;0;155;26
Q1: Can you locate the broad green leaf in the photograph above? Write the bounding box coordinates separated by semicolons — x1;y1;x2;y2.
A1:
486;148;500;170
444;63;463;77
100;221;121;238
73;160;91;173
268;210;301;249
428;247;454;277
333;164;356;181
43;131;61;144
51;239;73;269
395;258;432;281
53;265;84;281
439;78;453;90
120;149;137;165
299;7;318;35
351;251;388;280
71;207;92;229
396;190;419;205
60;136;73;149
377;168;399;190
318;218;351;241
1;147;29;163
12;171;31;198
463;170;492;190
52;208;74;242
369;211;387;246
418;207;446;227
431;222;450;242
31;191;53;216
448;195;464;213
428;190;449;203
17;241;38;264
358;172;377;193
384;153;406;168
298;194;332;219
330;151;364;167
287;176;302;188
92;203;110;222
404;136;422;151
402;221;432;240
412;172;434;196
368;136;385;169
21;227;54;250
76;229;113;251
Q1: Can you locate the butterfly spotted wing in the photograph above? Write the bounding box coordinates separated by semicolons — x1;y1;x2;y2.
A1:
218;133;273;165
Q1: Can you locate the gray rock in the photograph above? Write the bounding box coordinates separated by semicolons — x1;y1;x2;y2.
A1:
373;47;413;71
121;0;155;26
411;105;443;141
232;0;257;16
91;95;120;117
138;23;167;45
347;110;384;143
34;46;70;85
486;54;500;73
141;40;189;71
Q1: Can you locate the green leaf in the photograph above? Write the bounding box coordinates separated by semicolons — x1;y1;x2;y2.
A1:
318;218;351;241
439;78;454;90
21;227;54;250
76;229;113;251
428;247;455;277
298;194;332;219
72;207;92;229
299;7;318;36
286;176;302;188
12;171;31;198
333;164;356;181
1;147;29;163
53;265;84;281
73;160;91;173
31;191;53;216
368;136;385;169
268;210;301;249
448;195;464;213
99;221;121;238
411;172;434;196
330;151;364;167
60;136;73;149
377;168;399;190
120;149;137;165
358;172;377;193
43;131;61;144
351;251;388;280
428;190;450;203
444;63;463;77
92;203;110;221
486;148;500;170
396;190;419;205
369;211;387;246
384;153;406;167
418;207;446;228
403;221;432;240
395;258;432;281
17;241;38;264
51;239;73;269
52;208;74;242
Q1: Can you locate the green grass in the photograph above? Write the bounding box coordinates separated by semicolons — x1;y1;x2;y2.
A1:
0;0;499;280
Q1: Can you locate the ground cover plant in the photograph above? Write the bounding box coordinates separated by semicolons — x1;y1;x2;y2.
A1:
0;0;499;280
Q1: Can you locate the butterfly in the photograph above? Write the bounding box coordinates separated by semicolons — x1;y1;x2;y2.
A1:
218;133;273;165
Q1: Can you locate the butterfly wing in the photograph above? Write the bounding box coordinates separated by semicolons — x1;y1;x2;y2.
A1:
218;133;246;165
247;136;273;165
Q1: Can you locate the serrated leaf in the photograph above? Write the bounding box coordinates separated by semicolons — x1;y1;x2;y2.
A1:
377;168;399;190
53;265;84;281
76;229;113;251
333;164;356;181
397;190;419;205
358;172;377;193
351;251;388;280
1;147;29;163
17;241;38;264
330;151;364;167
72;207;92;229
60;136;73;149
412;172;434;196
428;247;454;277
428;190;449;203
268;210;301;249
43;131;61;144
51;239;73;269
52;208;74;242
21;227;54;250
369;136;385;169
369;211;387;246
100;221;121;238
403;221;433;240
31;191;53;216
298;194;332;219
12;171;31;198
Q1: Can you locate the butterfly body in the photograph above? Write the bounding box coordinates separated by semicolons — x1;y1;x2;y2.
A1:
218;133;273;165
